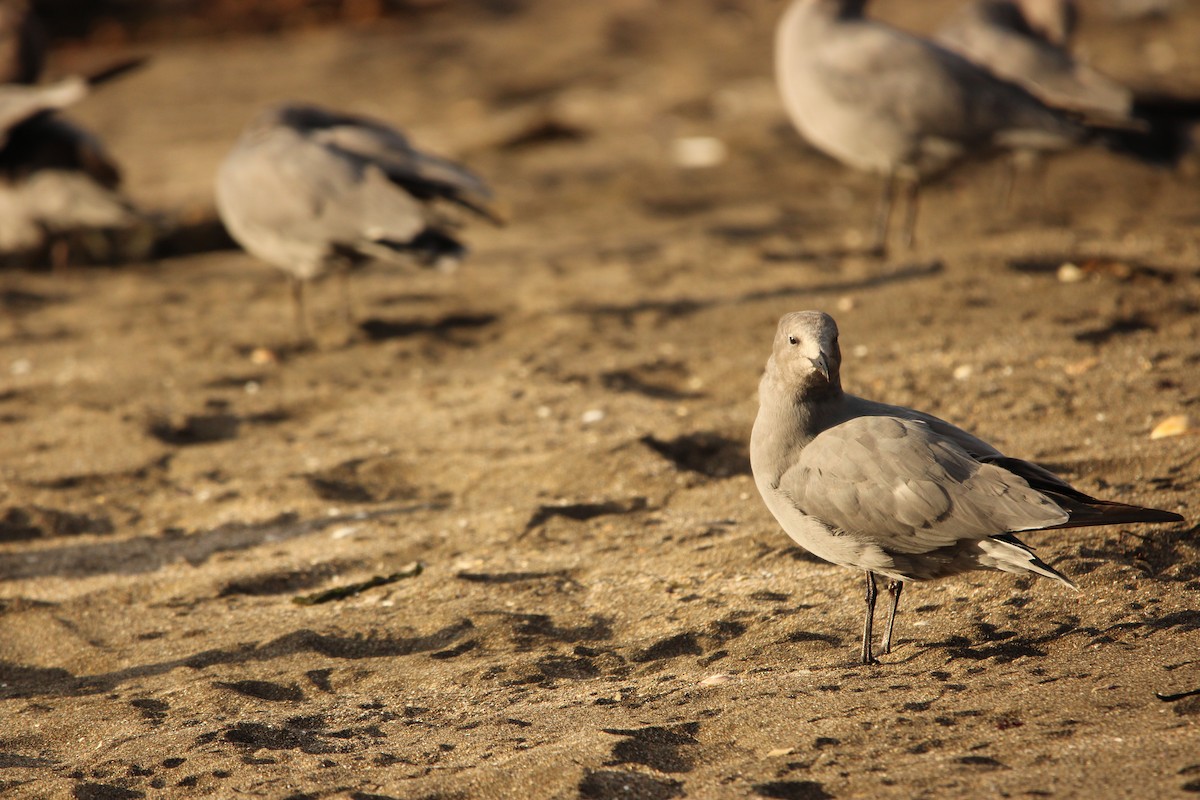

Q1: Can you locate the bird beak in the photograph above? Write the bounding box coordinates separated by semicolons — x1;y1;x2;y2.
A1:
810;354;830;382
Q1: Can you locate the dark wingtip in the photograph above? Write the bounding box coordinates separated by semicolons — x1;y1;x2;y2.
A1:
1096;111;1194;166
84;56;149;88
407;228;467;267
1145;509;1186;524
1050;498;1185;530
448;193;507;227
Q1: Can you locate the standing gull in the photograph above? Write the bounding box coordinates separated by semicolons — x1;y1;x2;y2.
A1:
749;311;1184;664
775;0;1086;251
216;102;500;341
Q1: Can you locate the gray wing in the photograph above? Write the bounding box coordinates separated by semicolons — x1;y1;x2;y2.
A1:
778;416;1069;555
836;395;1179;527
296;108;497;219
936;3;1131;119
316;124;491;196
838;394;1002;460
217;125;426;262
817;22;1082;149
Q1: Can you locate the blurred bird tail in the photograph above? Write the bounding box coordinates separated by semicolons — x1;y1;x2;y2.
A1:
408;150;506;225
410;149;492;199
365;228;467;271
1132;91;1200;122
447;193;507;226
1090;93;1200;166
84;56;149;88
1096;122;1194;165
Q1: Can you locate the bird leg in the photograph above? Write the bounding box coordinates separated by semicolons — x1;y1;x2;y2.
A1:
898;174;920;251
881;580;903;655
861;571;879;665
871;173;921;254
870;175;896;256
289;275;311;345
998;150;1042;217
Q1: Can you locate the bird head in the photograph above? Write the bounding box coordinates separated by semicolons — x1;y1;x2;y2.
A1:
768;310;843;398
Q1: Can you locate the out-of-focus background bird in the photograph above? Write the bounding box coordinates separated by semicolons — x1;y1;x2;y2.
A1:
774;0;1200;252
216;102;500;341
775;0;1090;251
936;0;1131;121
936;0;1200;163
0;68;150;267
0;1;149;267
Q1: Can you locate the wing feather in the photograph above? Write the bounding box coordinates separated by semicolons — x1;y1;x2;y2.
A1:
778;416;1069;555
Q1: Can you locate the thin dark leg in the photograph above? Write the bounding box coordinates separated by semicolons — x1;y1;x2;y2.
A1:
290;275;310;344
861;571;879;665
882;580;903;655
870;174;896;256
899;175;920;250
50;238;71;273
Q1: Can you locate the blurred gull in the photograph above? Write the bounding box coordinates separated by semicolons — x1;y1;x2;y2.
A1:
936;0;1131;122
775;0;1086;251
937;0;1200;163
0;67;147;266
216;102;500;340
750;311;1184;664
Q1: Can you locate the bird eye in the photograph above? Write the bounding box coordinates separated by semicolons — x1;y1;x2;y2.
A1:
787;335;798;346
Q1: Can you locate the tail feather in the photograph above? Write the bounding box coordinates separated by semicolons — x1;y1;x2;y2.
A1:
1092;90;1200;165
984;455;1185;529
84;56;149;88
1131;91;1200;122
360;227;466;269
1097;120;1193;166
981;534;1076;588
1042;494;1184;530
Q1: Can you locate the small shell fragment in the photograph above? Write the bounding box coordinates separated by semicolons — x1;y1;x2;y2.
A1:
1150;414;1192;440
671;136;728;169
699;673;732;687
250;347;278;365
1057;262;1085;283
1064;357;1098;376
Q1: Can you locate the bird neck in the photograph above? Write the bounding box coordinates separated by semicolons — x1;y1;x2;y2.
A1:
758;369;842;439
